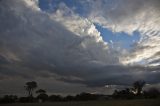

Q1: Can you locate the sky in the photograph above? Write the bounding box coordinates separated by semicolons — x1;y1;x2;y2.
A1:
0;0;160;96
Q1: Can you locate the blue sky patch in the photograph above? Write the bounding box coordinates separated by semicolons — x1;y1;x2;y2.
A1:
38;0;89;16
95;24;140;49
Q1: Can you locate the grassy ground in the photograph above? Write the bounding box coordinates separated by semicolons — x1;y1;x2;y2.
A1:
1;99;160;106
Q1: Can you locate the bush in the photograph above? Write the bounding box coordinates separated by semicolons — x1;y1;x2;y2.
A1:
0;95;18;103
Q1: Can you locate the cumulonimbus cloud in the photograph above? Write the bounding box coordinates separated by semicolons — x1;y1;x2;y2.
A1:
0;0;119;83
0;0;160;95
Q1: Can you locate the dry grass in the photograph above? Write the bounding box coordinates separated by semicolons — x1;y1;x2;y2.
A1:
1;99;160;106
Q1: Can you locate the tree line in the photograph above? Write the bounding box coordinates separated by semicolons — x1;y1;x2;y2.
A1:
112;80;160;99
0;80;160;104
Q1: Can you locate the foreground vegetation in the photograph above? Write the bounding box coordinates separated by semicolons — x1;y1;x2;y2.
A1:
0;99;160;106
0;80;160;105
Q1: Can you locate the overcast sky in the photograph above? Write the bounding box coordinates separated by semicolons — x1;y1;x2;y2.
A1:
0;0;160;96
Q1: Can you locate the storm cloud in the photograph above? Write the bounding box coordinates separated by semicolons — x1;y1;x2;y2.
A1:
0;0;160;95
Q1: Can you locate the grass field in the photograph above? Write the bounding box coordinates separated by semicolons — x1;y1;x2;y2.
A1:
1;99;160;106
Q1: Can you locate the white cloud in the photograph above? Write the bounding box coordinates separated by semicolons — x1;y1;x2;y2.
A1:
24;0;40;10
48;2;121;65
85;0;160;66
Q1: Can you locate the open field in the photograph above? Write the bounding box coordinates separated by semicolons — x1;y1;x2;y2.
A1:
0;99;160;106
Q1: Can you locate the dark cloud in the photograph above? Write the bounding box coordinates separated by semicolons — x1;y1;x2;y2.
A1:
56;65;160;87
0;0;160;95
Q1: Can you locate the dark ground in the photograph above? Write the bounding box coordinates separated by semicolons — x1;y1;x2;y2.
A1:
0;99;160;106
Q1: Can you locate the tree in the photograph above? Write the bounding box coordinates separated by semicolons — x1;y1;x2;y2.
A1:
36;89;48;102
48;95;63;102
144;88;160;98
37;94;48;102
132;80;145;95
36;89;46;94
112;88;134;99
25;81;37;97
0;95;18;103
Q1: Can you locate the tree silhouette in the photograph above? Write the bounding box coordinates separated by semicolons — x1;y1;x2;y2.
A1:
144;88;160;98
48;95;63;102
112;88;134;99
36;89;48;102
0;95;18;103
133;80;145;95
36;89;46;94
25;81;37;97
